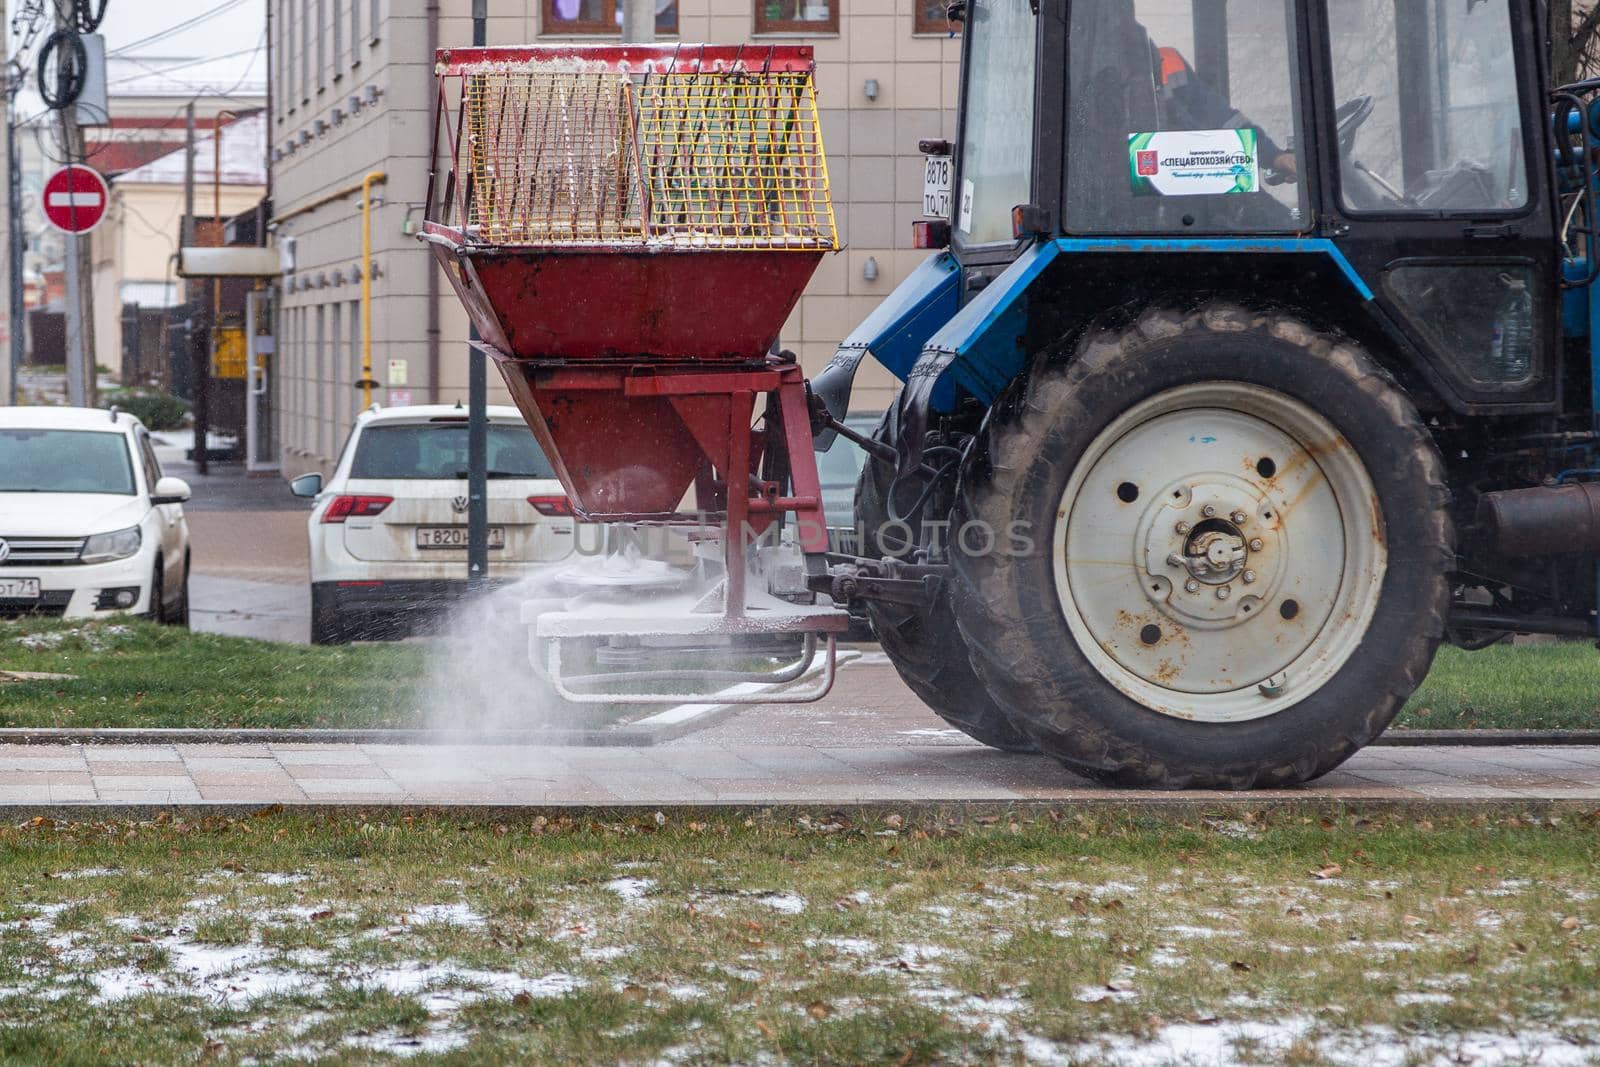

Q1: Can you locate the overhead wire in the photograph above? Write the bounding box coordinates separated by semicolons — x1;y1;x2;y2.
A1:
106;0;251;58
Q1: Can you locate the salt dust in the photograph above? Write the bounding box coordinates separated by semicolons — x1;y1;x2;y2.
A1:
398;903;486;927
756;892;806;914
605;877;657;901
49;867;120;880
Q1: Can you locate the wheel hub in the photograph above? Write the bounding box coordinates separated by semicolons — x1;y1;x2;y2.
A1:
1139;479;1287;626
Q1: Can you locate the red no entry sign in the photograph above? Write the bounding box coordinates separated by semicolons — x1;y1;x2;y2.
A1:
42;164;109;234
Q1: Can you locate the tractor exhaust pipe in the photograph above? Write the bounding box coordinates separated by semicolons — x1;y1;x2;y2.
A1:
1478;482;1600;558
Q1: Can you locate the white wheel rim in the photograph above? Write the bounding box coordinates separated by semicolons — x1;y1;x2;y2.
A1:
1050;382;1387;723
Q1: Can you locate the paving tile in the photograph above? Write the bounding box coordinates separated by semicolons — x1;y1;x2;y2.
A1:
0;757;88;772
0;785;53;802
0;771;93;786
295;778;405;796
270;749;377;766
183;756;283;772
189;771;301;789
177;744;277;758
197;785;309;802
91;775;200;792
284;764;393;781
47;784;98;802
94;789;203;803
82;761;188;777
78;746;179;762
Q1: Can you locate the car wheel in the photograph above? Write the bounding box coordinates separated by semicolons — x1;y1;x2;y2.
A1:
310;584;350;645
147;559;165;622
165;554;191;629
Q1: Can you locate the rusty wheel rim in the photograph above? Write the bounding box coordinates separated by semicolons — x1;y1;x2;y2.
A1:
1050;382;1387;723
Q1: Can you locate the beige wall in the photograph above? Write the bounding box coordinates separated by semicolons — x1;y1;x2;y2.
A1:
90;182;265;383
271;0;958;476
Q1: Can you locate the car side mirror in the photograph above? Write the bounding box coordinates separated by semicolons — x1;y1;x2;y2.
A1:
151;476;191;505
290;472;323;498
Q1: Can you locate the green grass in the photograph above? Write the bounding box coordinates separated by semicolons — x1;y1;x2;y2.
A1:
0;809;1598;1064
0;618;427;729
3;617;1599;731
1397;641;1600;730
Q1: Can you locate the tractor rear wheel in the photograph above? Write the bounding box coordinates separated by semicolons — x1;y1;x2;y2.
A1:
855;406;1035;753
950;305;1453;788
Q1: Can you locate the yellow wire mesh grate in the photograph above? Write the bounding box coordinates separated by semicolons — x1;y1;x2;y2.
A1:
458;63;837;250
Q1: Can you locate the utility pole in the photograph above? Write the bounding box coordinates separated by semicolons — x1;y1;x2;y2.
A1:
183;102;209;473
56;1;95;408
467;0;488;592
2;0;19;407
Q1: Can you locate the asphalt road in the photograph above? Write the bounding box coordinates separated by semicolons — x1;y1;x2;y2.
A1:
152;437;315;644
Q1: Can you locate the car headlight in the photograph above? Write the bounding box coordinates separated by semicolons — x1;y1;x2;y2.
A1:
80;525;143;564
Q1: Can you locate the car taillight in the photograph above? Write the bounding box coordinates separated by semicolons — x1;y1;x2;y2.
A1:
321;495;393;523
527;495;573;517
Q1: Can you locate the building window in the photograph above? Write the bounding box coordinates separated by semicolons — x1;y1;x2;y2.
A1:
351;0;361;63
300;0;310;102
754;0;837;34
913;0;959;34
316;0;326;91
277;0;289;116
333;0;343;77
542;0;679;35
369;0;380;43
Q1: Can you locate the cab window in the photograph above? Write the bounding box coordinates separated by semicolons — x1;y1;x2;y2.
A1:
1066;0;1307;234
1327;0;1527;213
955;0;1037;245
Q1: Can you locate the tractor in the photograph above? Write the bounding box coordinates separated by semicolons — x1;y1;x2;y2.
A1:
424;0;1600;789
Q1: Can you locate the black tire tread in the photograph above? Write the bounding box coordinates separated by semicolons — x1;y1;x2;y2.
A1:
855;407;1036;753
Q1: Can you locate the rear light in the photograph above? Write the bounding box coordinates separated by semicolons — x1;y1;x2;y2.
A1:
527;495;574;517
321;495;393;523
911;219;950;249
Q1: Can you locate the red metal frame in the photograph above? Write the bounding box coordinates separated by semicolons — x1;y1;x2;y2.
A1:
433;43;815;77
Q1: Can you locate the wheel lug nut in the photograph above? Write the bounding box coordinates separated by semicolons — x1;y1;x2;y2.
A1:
1231;510;1247;525
1215;586;1231;600
1248;538;1264;552
1184;579;1200;593
1242;570;1257;584
1175;521;1191;535
1201;505;1217;518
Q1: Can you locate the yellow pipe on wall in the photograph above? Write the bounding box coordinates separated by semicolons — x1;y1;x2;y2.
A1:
359;170;387;409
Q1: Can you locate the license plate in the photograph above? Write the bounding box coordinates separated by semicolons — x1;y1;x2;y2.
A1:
414;527;506;549
0;578;40;599
923;155;953;218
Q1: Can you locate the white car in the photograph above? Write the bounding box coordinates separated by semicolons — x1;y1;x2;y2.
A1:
292;404;576;644
0;406;192;623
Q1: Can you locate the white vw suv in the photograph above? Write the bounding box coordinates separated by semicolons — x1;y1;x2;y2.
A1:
293;404;575;644
0;406;192;623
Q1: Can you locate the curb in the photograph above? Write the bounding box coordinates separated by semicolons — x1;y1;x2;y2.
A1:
1;797;1596;822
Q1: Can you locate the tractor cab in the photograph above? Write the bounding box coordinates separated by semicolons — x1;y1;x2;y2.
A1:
938;0;1557;407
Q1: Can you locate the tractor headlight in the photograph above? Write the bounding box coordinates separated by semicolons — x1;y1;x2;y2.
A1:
80;525;143;564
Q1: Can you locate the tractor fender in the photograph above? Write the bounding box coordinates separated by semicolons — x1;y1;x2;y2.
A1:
897;237;1376;472
810;251;960;449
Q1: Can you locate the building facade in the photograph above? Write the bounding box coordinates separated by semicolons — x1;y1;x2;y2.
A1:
270;0;959;477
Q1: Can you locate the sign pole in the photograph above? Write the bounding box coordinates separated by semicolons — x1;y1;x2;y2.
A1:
467;0;488;593
63;177;85;406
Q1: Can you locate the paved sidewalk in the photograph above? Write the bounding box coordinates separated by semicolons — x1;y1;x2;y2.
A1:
7;652;1600;809
2;740;1599;808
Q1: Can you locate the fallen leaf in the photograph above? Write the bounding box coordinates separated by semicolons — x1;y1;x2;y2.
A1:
806;1001;830;1020
1229;960;1252;973
512;991;533;1007
1562;916;1582;931
308;909;334;921
1311;864;1342;880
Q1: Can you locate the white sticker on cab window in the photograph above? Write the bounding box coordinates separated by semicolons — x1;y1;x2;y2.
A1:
957;178;975;233
1129;129;1259;197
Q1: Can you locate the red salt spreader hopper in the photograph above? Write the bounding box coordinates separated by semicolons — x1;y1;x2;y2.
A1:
422;44;849;702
